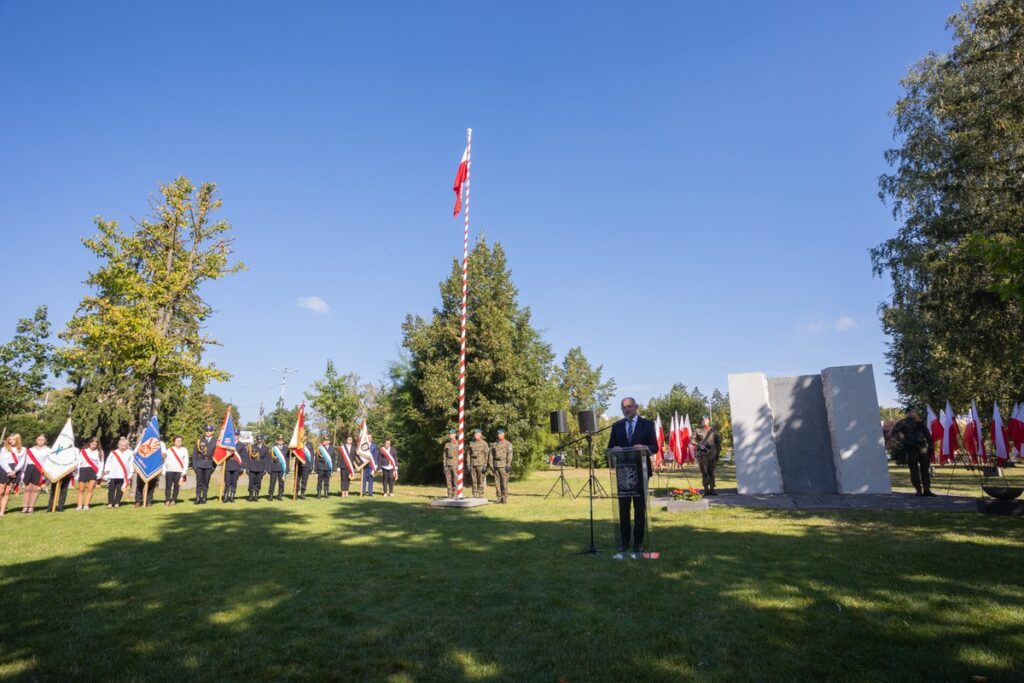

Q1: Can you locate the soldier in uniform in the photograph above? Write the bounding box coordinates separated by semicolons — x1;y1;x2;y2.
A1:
442;429;459;498
223;441;245;503
489;428;513;504
693;416;722;496
296;437;316;499
268;436;289;500
468;429;490;498
891;407;936;496
338;435;356;497
193;425;217;504
315;433;336;498
246;434;269;502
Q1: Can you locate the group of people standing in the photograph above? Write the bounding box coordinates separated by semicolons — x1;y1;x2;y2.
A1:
0;423;399;515
441;428;514;503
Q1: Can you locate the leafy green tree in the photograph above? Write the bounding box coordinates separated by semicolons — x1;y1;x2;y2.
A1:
305;361;362;442
873;0;1024;408
553;346;616;464
0;305;54;422
60;177;245;431
388;239;560;482
643;384;733;452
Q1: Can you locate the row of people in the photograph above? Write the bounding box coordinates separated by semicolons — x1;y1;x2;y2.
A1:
441;428;514;502
0;425;399;513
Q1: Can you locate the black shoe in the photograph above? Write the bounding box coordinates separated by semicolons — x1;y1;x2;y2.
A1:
923;490;938;497
914;491;923;496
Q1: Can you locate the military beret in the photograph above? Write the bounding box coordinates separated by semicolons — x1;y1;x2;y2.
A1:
473;428;482;434
448;429;457;435
497;428;506;434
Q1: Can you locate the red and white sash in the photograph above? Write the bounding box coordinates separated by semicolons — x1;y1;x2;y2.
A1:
25;448;45;474
381;446;398;471
111;450;129;480
339;446;355;475
1;447;20;472
169;447;185;469
80;449;99;473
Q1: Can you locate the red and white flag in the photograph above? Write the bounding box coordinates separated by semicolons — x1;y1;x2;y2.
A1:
289;403;307;464
1009;403;1024;459
667;413;678;463
940;401;959;462
964;400;986;464
992;402;1010;465
452;144;469;217
682;414;693;464
927;406;942;464
654;414;665;468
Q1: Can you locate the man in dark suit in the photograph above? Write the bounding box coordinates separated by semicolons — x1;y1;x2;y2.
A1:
607;396;658;558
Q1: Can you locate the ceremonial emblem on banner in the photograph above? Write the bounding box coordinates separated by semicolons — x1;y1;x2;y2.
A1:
42;418;78;481
213;407;237;465
616;461;639;496
133;415;165;483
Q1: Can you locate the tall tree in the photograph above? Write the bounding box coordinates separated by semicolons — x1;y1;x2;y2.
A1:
305;361;362;442
873;0;1024;408
389;239;559;481
553;346;616;464
0;305;53;422
60;177;245;430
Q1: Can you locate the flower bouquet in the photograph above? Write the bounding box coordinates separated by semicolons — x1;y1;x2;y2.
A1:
671;487;703;502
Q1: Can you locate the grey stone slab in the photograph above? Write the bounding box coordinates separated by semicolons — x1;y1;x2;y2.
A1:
728;372;784;494
767;375;838;494
429;497;490;509
653;497;710;513
821;365;892;494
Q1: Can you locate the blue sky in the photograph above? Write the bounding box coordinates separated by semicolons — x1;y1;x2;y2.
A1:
0;1;959;421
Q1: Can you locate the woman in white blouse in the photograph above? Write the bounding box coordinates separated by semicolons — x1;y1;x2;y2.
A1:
21;433;49;514
75;436;103;511
1;433;26;516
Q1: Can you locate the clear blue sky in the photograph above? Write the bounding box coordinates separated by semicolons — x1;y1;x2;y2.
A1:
0;1;959;421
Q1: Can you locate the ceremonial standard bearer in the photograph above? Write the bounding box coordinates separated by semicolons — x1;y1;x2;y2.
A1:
607;397;658;559
468;429;490;498
193;425;217;504
247;434;269;502
360;431;380;497
380;438;398;496
489;428;513;504
315;433;335;498
269;436;289;500
338;435;356;497
297;437;315;499
102;437;133;508
164;436;189;506
442;429;459;498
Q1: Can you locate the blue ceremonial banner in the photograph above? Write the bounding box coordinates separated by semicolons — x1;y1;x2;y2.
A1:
318;445;333;471
214;408;237;465
133;416;164;483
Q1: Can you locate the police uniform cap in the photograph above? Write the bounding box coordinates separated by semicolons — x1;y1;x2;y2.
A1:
203;425;215;432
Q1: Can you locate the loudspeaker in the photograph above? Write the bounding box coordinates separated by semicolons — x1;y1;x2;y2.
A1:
577;410;597;434
550;411;568;434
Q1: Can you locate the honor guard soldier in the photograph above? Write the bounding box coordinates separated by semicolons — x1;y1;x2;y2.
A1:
269;436;289;500
468;429;490;498
102;437;133;508
315;433;335;498
164;436;189;506
194;425;217;504
693;416;722;496
443;429;459;498
490;428;513;504
338;436;356;497
380;438;398;497
297;437;316;499
223;442;245;503
246;434;269;502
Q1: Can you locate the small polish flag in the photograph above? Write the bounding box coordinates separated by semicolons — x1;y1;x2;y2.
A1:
992;402;1010;466
452;144;469;217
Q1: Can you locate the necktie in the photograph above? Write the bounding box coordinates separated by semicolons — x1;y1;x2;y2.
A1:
626;419;634;441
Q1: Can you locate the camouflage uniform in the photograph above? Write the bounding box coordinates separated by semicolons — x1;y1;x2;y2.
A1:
490;436;513;504
693;424;721;495
468;435;490;498
891;414;934;495
443;438;460;497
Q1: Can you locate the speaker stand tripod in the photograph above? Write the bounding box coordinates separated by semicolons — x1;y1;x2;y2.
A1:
545;462;573;499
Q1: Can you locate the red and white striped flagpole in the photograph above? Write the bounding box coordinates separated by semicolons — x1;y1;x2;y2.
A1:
456;127;472;499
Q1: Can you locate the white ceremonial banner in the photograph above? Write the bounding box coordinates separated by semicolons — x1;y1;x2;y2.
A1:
43;418;77;481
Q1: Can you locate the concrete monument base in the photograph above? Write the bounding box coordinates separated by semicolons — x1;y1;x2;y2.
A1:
430;497;490;509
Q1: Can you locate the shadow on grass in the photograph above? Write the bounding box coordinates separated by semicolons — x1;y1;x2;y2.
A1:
0;500;1021;682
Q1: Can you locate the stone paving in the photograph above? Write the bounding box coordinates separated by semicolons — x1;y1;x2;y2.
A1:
654;488;979;513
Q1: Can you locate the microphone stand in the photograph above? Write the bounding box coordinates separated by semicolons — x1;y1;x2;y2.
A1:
549;421;619;557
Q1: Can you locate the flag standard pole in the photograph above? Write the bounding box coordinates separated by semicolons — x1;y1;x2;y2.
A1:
219;462;226;503
292;454;298;501
144;479;151;508
456;127;472;500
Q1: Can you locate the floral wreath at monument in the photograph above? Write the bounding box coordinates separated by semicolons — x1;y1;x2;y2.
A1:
672;487;703;502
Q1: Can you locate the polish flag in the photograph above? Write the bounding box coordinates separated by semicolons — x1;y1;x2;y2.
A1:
1009;403;1024;460
991;402;1010;466
681;414;693;464
289;403;307;464
452;144;469;217
667;413;679;463
654;414;665;468
926;406;942;464
940;401;959;463
964;401;986;464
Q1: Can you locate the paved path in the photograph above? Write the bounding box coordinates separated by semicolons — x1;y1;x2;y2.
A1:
655;488;979;513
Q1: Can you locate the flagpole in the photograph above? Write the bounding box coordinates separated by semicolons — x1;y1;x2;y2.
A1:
456;127;472;500
292;454;298;501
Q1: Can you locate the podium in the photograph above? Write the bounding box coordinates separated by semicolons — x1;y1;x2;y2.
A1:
606;447;652;555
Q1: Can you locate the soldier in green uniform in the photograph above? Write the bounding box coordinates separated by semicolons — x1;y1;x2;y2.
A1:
468;428;490;498
693;416;721;496
442;429;459;498
489;428;513;504
890;407;936;496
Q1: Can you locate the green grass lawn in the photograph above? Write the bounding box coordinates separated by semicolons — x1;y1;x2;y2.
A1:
1;467;1022;682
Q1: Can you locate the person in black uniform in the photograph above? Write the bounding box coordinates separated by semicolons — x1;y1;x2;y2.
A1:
314;433;335;498
194;425;217;504
338;435;356;497
246;434;269;502
269;435;288;500
224;441;245;503
297;437;315;499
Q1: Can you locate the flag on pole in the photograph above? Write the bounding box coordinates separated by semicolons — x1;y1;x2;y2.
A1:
926;406;942;464
213;407;237;465
452;144;470;217
991;402;1010;466
654;414;665;468
42;418;78;482
964;401;986;464
666;413;678;463
355;419;376;472
1009;403;1024;460
940;401;958;462
133;415;164;483
289;403;307;464
681;414;693;464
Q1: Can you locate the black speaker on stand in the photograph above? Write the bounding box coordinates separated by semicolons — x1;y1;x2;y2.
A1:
545;411;573;499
